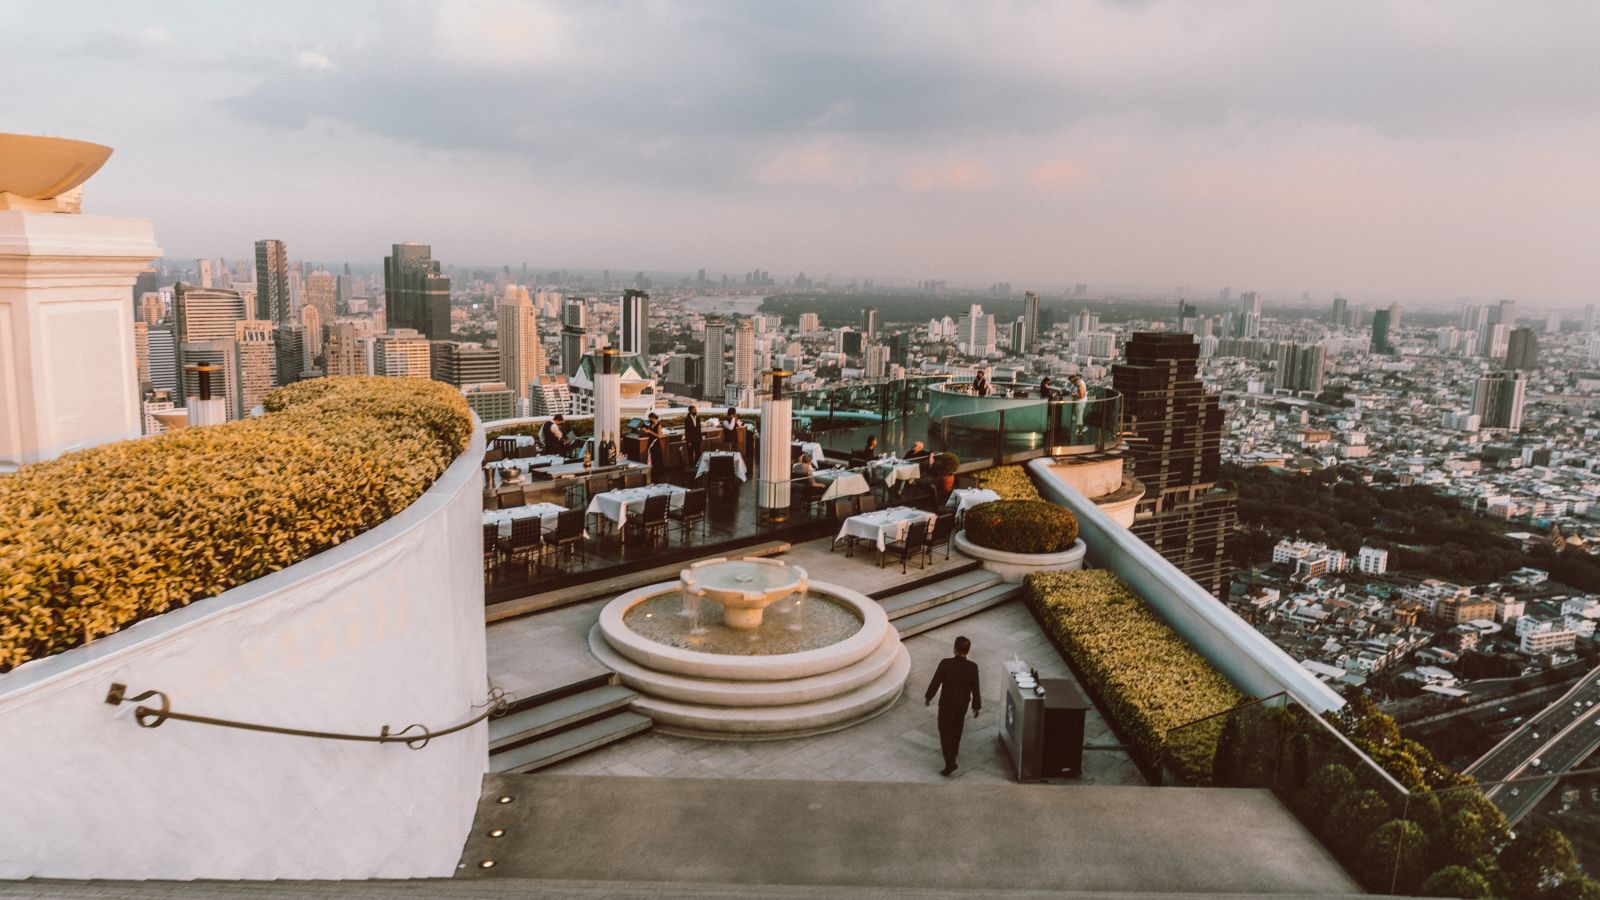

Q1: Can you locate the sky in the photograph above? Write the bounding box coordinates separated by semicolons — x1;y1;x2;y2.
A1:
4;1;1598;306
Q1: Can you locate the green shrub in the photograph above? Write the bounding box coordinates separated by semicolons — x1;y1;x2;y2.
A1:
1419;865;1492;898
970;464;1041;500
930;451;960;477
1026;569;1244;780
965;500;1078;554
0;376;473;673
1362;819;1431;895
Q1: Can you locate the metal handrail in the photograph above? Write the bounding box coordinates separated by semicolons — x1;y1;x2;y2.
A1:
104;682;511;749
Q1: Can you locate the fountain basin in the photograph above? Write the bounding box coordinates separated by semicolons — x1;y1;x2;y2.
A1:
681;557;806;630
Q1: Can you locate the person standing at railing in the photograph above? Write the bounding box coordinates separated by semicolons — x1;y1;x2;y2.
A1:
1063;373;1087;443
972;369;991;398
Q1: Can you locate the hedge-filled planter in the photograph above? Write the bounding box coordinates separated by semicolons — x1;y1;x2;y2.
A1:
0;376;473;672
969;464;1041;500
964;499;1078;553
955;531;1085;583
1026;569;1244;781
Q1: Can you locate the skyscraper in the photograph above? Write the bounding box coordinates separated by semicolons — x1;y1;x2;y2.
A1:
254;239;289;323
497;287;544;400
1113;332;1236;600
620;289;650;355
305;270;336;331
431;340;501;388
1237;292;1262;339
236;321;276;412
273;322;307;387
561;297;588;376
145;325;178;394
324;323;365;377
1370;308;1392;354
383;244;451;340
174;282;247;343
373;329;432;378
1021;291;1040;353
299;305;323;361
733;318;756;392
1493;298;1517;327
1330;296;1349;328
1506;326;1539;370
196;258;213;289
1472;372;1526;432
861;307;880;342
1275;342;1326;393
702;317;727;402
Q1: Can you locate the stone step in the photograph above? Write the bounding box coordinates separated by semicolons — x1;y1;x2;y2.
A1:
877;569;1001;621
489;711;652;775
867;558;981;600
4;878;1386;898
488;684;638;753
893;583;1023;638
501;672;616;715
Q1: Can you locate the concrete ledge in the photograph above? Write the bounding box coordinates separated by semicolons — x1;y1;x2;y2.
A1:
953;532;1086;584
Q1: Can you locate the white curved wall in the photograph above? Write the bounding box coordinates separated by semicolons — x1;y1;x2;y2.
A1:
1028;458;1344;714
0;422;489;880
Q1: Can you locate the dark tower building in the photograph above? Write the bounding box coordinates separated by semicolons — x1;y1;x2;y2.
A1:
1113;332;1236;600
254;239;289;323
1370;308;1392;355
1022;291;1041;353
383;243;451;340
1506;327;1539;370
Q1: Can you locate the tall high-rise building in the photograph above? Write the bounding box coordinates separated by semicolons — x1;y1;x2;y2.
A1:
383;244;451;340
1021;291;1041;353
254;239;289;323
1275;342;1326;393
1492;298;1517;327
798;312;820;333
324;323;365;377
702;317;727;402
1330;296;1349;328
664;354;703;396
865;344;890;379
174;282;247;343
733;318;756;390
430;340;501;388
236;321;276;412
196;258;213;289
273;322;307;387
145;325;178;394
1237;292;1262;339
561;297;588;376
1387;302;1403;331
1506;327;1539;370
305;270;336;330
1584;303;1596;332
133;321;149;389
860;307;880;342
497;287;544;399
620;289;651;355
1481;323;1510;359
1113;332;1236;599
139;292;165;327
957;304;997;356
373;328;432;378
1370;308;1392;354
1472;372;1527;432
299;305;323;360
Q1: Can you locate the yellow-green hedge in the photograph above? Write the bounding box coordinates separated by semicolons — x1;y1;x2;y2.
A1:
0;377;473;673
970;464;1041;500
964;499;1079;554
1027;569;1244;780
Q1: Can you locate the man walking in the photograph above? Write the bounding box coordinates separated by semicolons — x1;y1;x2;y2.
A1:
925;636;981;776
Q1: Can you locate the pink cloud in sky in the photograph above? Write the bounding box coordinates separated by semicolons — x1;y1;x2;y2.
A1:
899;161;997;192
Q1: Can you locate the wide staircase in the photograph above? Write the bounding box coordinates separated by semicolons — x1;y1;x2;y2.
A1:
870;559;1023;637
487;674;651;775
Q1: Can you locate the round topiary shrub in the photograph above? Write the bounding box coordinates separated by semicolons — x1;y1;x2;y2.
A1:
963;499;1079;554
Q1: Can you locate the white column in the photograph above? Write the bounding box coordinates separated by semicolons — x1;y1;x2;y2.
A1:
594;352;622;455
759;396;792;511
0;211;161;469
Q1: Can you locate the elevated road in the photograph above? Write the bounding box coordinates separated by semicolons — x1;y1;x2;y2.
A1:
1468;664;1600;824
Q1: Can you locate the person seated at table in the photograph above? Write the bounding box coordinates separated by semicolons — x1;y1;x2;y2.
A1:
861;435;879;458
904;440;929;462
540;414;572;456
791;456;826;492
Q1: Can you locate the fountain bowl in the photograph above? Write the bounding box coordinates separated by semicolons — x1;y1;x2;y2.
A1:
681;557;806;630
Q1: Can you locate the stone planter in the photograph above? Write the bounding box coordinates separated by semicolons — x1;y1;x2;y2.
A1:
954;530;1086;584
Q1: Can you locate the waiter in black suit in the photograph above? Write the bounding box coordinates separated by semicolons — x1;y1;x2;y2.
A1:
683;405;702;462
925;635;981;776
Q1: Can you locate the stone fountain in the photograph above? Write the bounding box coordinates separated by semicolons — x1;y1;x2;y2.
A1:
590;556;910;739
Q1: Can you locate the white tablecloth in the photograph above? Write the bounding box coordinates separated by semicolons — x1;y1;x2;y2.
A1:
695;450;749;481
586;484;687;527
946;488;1001;521
868;457;923;487
483;502;568;537
837;507;937;552
814;469;870;501
484;455;567;487
793;441;825;464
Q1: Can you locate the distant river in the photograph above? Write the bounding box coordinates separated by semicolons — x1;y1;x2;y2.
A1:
681;294;768;315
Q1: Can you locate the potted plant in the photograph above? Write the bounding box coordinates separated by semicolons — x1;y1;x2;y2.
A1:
930;451;960;493
953;499;1086;583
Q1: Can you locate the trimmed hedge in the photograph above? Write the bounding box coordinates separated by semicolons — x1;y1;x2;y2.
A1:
964;499;1079;554
970;464;1041;500
0;376;473;673
1027;569;1244;780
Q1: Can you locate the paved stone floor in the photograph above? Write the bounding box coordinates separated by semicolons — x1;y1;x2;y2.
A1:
539;596;1143;786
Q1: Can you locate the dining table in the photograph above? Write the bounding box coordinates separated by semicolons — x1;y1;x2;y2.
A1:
695;450;749;482
482;502;568;537
836;506;938;553
585;483;688;529
945;487;1002;523
812;468;871;502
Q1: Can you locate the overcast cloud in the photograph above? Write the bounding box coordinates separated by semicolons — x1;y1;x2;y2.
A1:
3;0;1597;305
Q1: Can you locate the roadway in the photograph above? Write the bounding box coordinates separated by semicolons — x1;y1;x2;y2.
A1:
1469;664;1600;824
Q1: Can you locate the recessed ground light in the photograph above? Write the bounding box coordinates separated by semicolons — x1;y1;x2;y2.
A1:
489;829;505;838
480;860;496;868
497;795;514;804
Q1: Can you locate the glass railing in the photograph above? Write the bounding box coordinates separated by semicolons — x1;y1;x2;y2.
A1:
1163;693;1600;895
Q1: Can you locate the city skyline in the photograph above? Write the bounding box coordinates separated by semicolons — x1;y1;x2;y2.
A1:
4;1;1598;306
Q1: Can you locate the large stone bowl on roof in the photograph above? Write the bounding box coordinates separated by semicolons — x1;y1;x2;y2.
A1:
0;133;112;200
